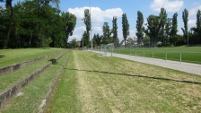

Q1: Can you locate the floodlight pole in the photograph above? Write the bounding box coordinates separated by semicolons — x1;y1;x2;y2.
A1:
89;0;93;50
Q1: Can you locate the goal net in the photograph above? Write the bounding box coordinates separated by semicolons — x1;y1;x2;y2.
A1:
99;43;114;57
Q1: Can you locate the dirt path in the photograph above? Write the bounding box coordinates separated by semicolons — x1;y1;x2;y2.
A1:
73;51;122;113
91;50;201;76
74;51;97;112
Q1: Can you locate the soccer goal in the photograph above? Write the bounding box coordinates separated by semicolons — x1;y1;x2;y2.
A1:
100;43;114;57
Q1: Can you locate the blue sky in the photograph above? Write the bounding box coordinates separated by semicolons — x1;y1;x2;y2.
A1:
61;0;201;42
1;0;201;41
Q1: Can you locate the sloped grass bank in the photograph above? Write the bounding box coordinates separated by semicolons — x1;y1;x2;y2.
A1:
0;50;70;113
0;48;63;67
0;51;65;93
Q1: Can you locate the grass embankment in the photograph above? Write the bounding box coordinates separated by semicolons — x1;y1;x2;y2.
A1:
113;47;201;63
0;50;65;93
0;50;70;113
0;48;63;67
47;50;201;113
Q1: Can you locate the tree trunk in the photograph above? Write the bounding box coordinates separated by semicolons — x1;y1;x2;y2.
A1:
29;32;33;47
3;1;13;49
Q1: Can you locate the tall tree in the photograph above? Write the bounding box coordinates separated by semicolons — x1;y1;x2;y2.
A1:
122;13;129;47
83;9;91;47
164;18;171;45
112;16;118;47
181;8;189;46
102;22;110;44
3;0;14;48
158;8;167;44
145;15;160;47
196;10;201;32
193;10;201;44
62;12;76;43
196;10;201;44
81;31;89;47
190;10;201;45
93;33;102;46
136;11;144;47
170;13;178;45
0;4;8;48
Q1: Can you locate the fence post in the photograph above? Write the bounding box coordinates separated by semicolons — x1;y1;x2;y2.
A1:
130;50;131;56
165;50;167;61
111;47;113;57
180;52;182;63
152;51;154;58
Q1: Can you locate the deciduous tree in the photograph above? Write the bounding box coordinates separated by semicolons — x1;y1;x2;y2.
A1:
145;15;160;47
102;22;110;44
122;13;129;47
136;11;144;47
170;13;178;45
112;16;118;47
181;8;189;46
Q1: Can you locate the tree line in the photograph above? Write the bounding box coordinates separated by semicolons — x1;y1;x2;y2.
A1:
81;8;201;48
0;0;76;49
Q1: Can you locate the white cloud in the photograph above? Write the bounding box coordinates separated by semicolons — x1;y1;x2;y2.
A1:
69;26;86;41
93;26;102;33
74;26;86;32
129;30;135;38
67;7;123;41
150;0;183;12
189;5;201;16
68;7;123;23
188;19;196;27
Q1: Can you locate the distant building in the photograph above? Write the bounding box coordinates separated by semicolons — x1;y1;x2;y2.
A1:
76;41;81;47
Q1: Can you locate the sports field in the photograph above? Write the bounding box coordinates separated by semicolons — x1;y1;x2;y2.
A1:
111;46;201;63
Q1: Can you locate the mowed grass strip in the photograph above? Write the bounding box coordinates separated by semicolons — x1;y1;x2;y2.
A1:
0;51;66;93
0;48;63;67
45;50;81;113
113;46;201;63
48;50;201;113
0;50;70;113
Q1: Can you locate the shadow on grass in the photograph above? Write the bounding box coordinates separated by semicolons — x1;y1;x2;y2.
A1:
0;55;5;58
48;59;57;64
68;68;201;85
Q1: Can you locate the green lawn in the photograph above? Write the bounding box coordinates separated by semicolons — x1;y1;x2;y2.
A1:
111;46;201;63
46;50;201;113
0;48;64;67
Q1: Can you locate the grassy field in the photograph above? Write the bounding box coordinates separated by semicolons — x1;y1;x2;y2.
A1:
111;46;201;63
0;48;63;67
46;50;201;113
